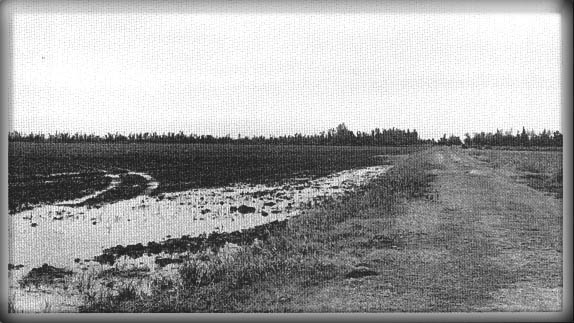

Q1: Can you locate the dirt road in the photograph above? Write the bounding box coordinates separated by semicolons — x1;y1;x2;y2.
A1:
306;147;563;312
401;148;562;311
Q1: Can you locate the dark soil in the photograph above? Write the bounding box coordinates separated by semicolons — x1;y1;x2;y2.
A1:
8;172;110;213
20;264;73;288
9;142;419;213
93;220;288;266
79;174;149;207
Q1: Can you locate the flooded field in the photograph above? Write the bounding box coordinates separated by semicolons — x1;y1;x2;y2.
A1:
9;164;393;274
8;142;416;312
9;142;416;212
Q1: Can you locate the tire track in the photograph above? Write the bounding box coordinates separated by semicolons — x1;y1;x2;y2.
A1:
53;170;158;207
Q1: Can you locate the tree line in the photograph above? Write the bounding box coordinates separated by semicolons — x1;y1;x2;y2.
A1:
8;123;428;146
461;127;562;148
8;125;562;147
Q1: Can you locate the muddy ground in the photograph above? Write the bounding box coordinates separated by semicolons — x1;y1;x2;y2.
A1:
8;163;394;312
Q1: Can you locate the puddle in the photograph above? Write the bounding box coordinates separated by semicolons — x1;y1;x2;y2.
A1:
9;165;393;275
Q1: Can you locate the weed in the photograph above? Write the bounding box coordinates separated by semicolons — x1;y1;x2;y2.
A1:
8;294;18;313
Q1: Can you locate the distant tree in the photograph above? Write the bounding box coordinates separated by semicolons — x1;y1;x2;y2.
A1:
9;124;429;146
463;133;472;147
520;127;529;146
552;131;563;147
437;134;448;145
448;135;462;146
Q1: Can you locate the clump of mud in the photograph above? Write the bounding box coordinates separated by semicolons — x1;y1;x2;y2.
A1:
19;264;73;288
93;220;288;266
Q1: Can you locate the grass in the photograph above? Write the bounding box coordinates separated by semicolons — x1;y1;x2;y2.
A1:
468;149;562;173
9;142;420;213
78;149;436;312
467;148;562;198
8;295;17;313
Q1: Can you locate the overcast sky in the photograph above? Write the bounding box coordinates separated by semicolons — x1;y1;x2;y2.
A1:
7;0;563;140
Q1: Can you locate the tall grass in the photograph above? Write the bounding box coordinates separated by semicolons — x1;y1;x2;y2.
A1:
468;149;562;198
79;150;436;312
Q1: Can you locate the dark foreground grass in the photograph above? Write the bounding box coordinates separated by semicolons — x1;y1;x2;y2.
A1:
79;150;436;312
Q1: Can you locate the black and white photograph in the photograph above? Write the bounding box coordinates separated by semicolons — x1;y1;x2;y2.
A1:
3;0;570;317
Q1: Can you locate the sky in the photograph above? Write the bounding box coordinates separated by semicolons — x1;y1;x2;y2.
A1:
7;0;563;140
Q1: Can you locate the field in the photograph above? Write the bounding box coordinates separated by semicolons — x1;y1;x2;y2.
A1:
8;142;420;312
7;144;564;314
8;142;416;213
